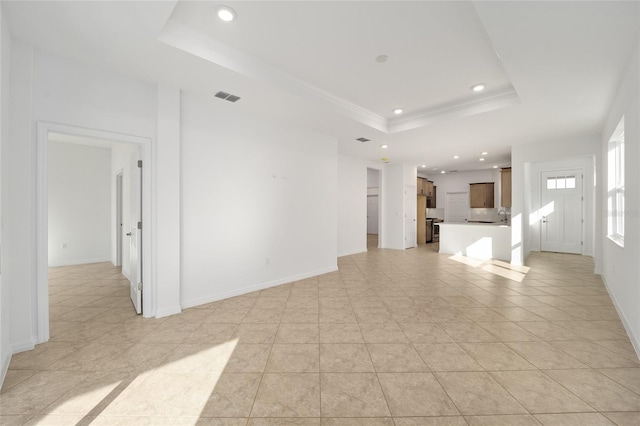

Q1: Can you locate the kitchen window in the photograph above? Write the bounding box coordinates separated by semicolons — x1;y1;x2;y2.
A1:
607;117;625;247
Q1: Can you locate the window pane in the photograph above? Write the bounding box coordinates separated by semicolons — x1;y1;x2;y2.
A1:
556;177;566;189
617;189;625;237
566;176;576;189
547;177;556;189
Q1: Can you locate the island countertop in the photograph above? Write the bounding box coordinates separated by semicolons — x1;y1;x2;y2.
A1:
438;221;511;261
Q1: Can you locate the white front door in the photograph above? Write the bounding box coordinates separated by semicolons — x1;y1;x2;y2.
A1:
367;195;379;234
404;186;416;248
446;192;469;222
129;151;142;314
540;169;583;254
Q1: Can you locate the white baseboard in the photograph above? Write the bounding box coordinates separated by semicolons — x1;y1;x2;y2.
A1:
601;275;640;360
0;351;11;389
182;265;338;309
48;257;112;268
338;248;367;257
11;337;35;354
155;305;182;319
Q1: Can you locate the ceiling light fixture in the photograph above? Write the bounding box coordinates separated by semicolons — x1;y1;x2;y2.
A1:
393;108;403;115
493;165;498;169
380;144;388;149
421;165;427;168
471;83;486;92
453;155;459;159
375;55;389;63
479;158;485;161
441;170;446;174
216;5;237;22
481;151;488;155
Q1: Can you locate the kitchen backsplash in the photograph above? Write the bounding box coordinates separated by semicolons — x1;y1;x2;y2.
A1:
469;208;510;222
426;208;444;219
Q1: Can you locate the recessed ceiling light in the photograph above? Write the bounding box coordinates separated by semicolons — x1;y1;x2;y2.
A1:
479;158;485;161
376;55;389;63
441;170;446;174
216;5;237;22
471;83;486;92
481;151;488;155
421;165;427;168
493;165;498;169
453;155;459;159
393;108;403;115
380;144;388;149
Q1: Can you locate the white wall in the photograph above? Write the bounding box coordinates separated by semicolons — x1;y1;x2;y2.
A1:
338;155;368;256
48;141;111;266
0;5;12;386
180;92;338;307
110;142;137;277
382;164;405;249
601;41;640;355
5;40;35;354
0;43;166;363
511;135;600;266
428;169;503;222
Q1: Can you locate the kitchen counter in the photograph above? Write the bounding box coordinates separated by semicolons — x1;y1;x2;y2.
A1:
438;222;511;261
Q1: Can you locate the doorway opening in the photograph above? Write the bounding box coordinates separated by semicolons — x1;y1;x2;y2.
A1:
37;122;152;343
366;168;381;250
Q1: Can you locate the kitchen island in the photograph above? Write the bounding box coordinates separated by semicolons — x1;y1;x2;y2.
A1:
438;222;511;262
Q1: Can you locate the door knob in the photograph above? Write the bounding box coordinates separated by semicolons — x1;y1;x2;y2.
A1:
126;232;132;236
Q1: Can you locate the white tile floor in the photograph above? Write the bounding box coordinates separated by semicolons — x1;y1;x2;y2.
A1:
1;241;639;425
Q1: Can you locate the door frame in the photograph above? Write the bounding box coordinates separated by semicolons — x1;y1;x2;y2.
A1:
366;167;383;249
36;121;153;343
539;167;584;254
115;171;124;267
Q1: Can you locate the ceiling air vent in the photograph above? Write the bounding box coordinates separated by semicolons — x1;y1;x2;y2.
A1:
449;170;459;173
215;91;241;103
356;137;370;142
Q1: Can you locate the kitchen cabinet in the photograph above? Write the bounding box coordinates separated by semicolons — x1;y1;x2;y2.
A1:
417;178;435;197
417;195;427;243
501;167;512;208
470;182;495;208
425;180;434;197
417;178;426;195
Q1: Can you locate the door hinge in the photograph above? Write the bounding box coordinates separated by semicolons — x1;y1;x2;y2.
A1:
581;241;584;246
137;221;142;230
137;282;142;291
137;160;143;168
581;219;584;223
581;196;584;201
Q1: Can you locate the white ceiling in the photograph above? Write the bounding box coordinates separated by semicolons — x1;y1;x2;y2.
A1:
3;1;638;174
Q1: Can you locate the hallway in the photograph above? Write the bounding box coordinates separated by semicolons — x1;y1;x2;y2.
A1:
1;249;639;425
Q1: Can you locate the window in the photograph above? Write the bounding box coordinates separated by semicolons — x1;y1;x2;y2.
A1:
607;117;625;246
546;175;576;190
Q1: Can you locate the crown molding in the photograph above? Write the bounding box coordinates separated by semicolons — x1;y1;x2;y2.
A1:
159;19;519;134
386;88;520;133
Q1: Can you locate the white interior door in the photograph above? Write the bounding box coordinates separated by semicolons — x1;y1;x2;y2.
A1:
404;186;416;248
367;195;379;234
540;169;583;254
129;151;142;314
445;192;469;222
